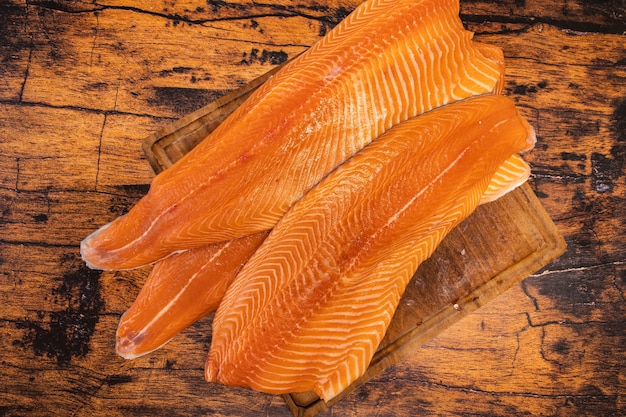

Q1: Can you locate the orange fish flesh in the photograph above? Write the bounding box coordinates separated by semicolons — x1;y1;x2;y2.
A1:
80;0;504;270
114;153;528;360
116;232;267;359
114;149;530;360
205;95;535;401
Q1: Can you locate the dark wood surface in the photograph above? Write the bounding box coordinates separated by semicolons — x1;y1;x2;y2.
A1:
1;0;624;416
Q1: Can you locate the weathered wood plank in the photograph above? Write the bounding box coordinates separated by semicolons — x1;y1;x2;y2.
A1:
461;0;626;33
55;0;361;26
0;188;146;246
0;105;165;194
19;4;313;118
327;267;624;415
0;155;19;189
97;113;169;191
1;0;624;416
0;1;29;101
470;24;626;274
0;104;103;192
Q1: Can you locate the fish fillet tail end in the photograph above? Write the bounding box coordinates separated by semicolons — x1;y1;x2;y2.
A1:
80;223;112;270
115;330;145;360
115;326;173;360
205;356;219;383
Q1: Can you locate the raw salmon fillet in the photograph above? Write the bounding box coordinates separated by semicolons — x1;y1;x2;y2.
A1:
115;155;528;359
116;232;267;359
81;0;505;270
205;95;536;401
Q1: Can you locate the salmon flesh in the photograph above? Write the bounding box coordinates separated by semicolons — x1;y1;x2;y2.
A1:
116;232;267;359
80;0;504;270
205;95;536;401
115;149;530;360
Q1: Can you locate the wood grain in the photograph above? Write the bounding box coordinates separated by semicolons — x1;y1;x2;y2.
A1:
1;0;624;416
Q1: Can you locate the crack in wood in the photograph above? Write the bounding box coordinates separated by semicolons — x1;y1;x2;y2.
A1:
462;13;626;34
523;311;614;329
530;171;587;182
30;0;623;36
0;98;179;122
88;11;99;71
0;185;139;199
14;157;21;191
508;332;521;377
10;1;34;102
611;274;626;303
112;82;120;113
537;325;556;367
18;39;33;103
28;1;345;28
94;114;107;192
520;280;540;311
0;238;78;248
369;376;619;400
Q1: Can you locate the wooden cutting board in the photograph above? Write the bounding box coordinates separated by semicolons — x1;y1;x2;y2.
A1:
142;69;566;417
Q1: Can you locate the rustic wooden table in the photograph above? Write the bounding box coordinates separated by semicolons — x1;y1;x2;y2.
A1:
1;1;624;416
